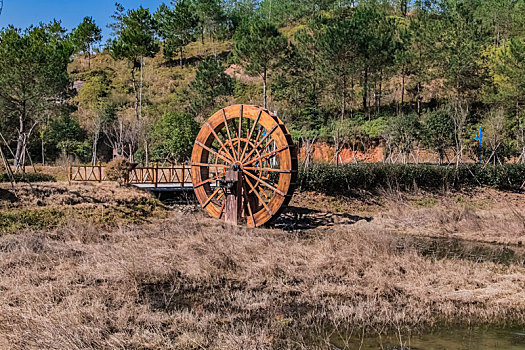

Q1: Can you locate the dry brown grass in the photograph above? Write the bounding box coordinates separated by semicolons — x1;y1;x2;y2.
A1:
377;188;525;245
0;182;166;234
33;165;70;182
0;186;524;349
0;182;151;209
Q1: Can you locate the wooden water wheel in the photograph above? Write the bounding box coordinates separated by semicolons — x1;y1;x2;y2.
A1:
191;105;298;227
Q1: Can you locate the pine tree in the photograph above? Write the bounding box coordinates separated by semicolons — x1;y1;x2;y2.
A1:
107;4;159;163
0;23;74;171
71;17;102;70
155;0;198;67
190;57;233;116
233;17;287;108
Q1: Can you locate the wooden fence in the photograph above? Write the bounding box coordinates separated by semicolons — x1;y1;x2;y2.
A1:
69;164;106;182
128;164;192;188
69;164;222;188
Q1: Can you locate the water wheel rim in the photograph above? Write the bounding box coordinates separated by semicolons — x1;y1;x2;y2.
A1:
191;105;297;227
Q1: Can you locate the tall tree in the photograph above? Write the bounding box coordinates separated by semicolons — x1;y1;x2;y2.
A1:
155;0;198;67
108;4;159;163
75;70;114;164
190;57;233;116
316;13;360;121
484;37;525;162
0;23;74;171
152;112;200;163
394;6;440;115
233;17;287;108
194;0;225;44
438;0;486;103
71;16;102;70
422;108;455;164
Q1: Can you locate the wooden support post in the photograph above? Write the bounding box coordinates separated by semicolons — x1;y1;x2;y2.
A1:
98;162;102;183
224;168;243;226
154;162;158;188
181;163;185;187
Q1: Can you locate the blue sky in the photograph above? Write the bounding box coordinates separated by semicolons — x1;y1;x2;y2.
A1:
0;0;165;45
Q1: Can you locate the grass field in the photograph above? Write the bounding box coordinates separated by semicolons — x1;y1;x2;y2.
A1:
0;183;524;349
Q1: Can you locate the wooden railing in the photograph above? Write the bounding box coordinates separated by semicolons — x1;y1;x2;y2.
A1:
69;163;222;188
69;164;106;182
128;164;192;188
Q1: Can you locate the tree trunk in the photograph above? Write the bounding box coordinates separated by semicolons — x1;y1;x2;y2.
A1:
20;141;27;173
401;67;405;106
139;56;143;121
350;75;354;119
341;74;346;122
180;46;184;68
41;136;45;166
144;138;149;166
263;67;268;109
378;70;383;113
401;0;408;16
15;114;24;170
131;67;139;121
417;81;422;117
362;66;368;112
88;43;91;70
516;100;521;151
129;144;134;163
91;125;100;166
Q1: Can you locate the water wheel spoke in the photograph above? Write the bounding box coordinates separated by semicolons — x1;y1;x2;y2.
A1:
192;162;230;168
218;199;226;219
205;122;235;162
203;187;221;208
238;105;243;156
262;138;275;153
240;110;262;161
243;167;291;173
195;141;232;165
222;109;238;161
210;145;232;163
242;124;278;164
194;171;226;188
259;186;271;199
242;187;255;225
246;118;252;139
244;176;273;216
243;170;285;196
243;145;289;167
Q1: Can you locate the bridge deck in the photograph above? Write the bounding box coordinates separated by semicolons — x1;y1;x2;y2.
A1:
68;164;222;191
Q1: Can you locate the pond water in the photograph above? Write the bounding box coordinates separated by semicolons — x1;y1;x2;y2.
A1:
332;327;525;349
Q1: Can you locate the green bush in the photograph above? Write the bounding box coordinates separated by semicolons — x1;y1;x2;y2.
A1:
0;172;56;183
298;163;525;194
0;208;63;233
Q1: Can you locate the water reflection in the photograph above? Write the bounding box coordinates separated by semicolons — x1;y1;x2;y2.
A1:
332;327;525;350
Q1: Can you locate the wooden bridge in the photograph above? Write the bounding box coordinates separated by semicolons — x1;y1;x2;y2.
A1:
68;164;220;191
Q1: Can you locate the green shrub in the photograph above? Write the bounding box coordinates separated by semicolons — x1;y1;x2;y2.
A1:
0;172;56;183
0;208;63;233
298;163;525;195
